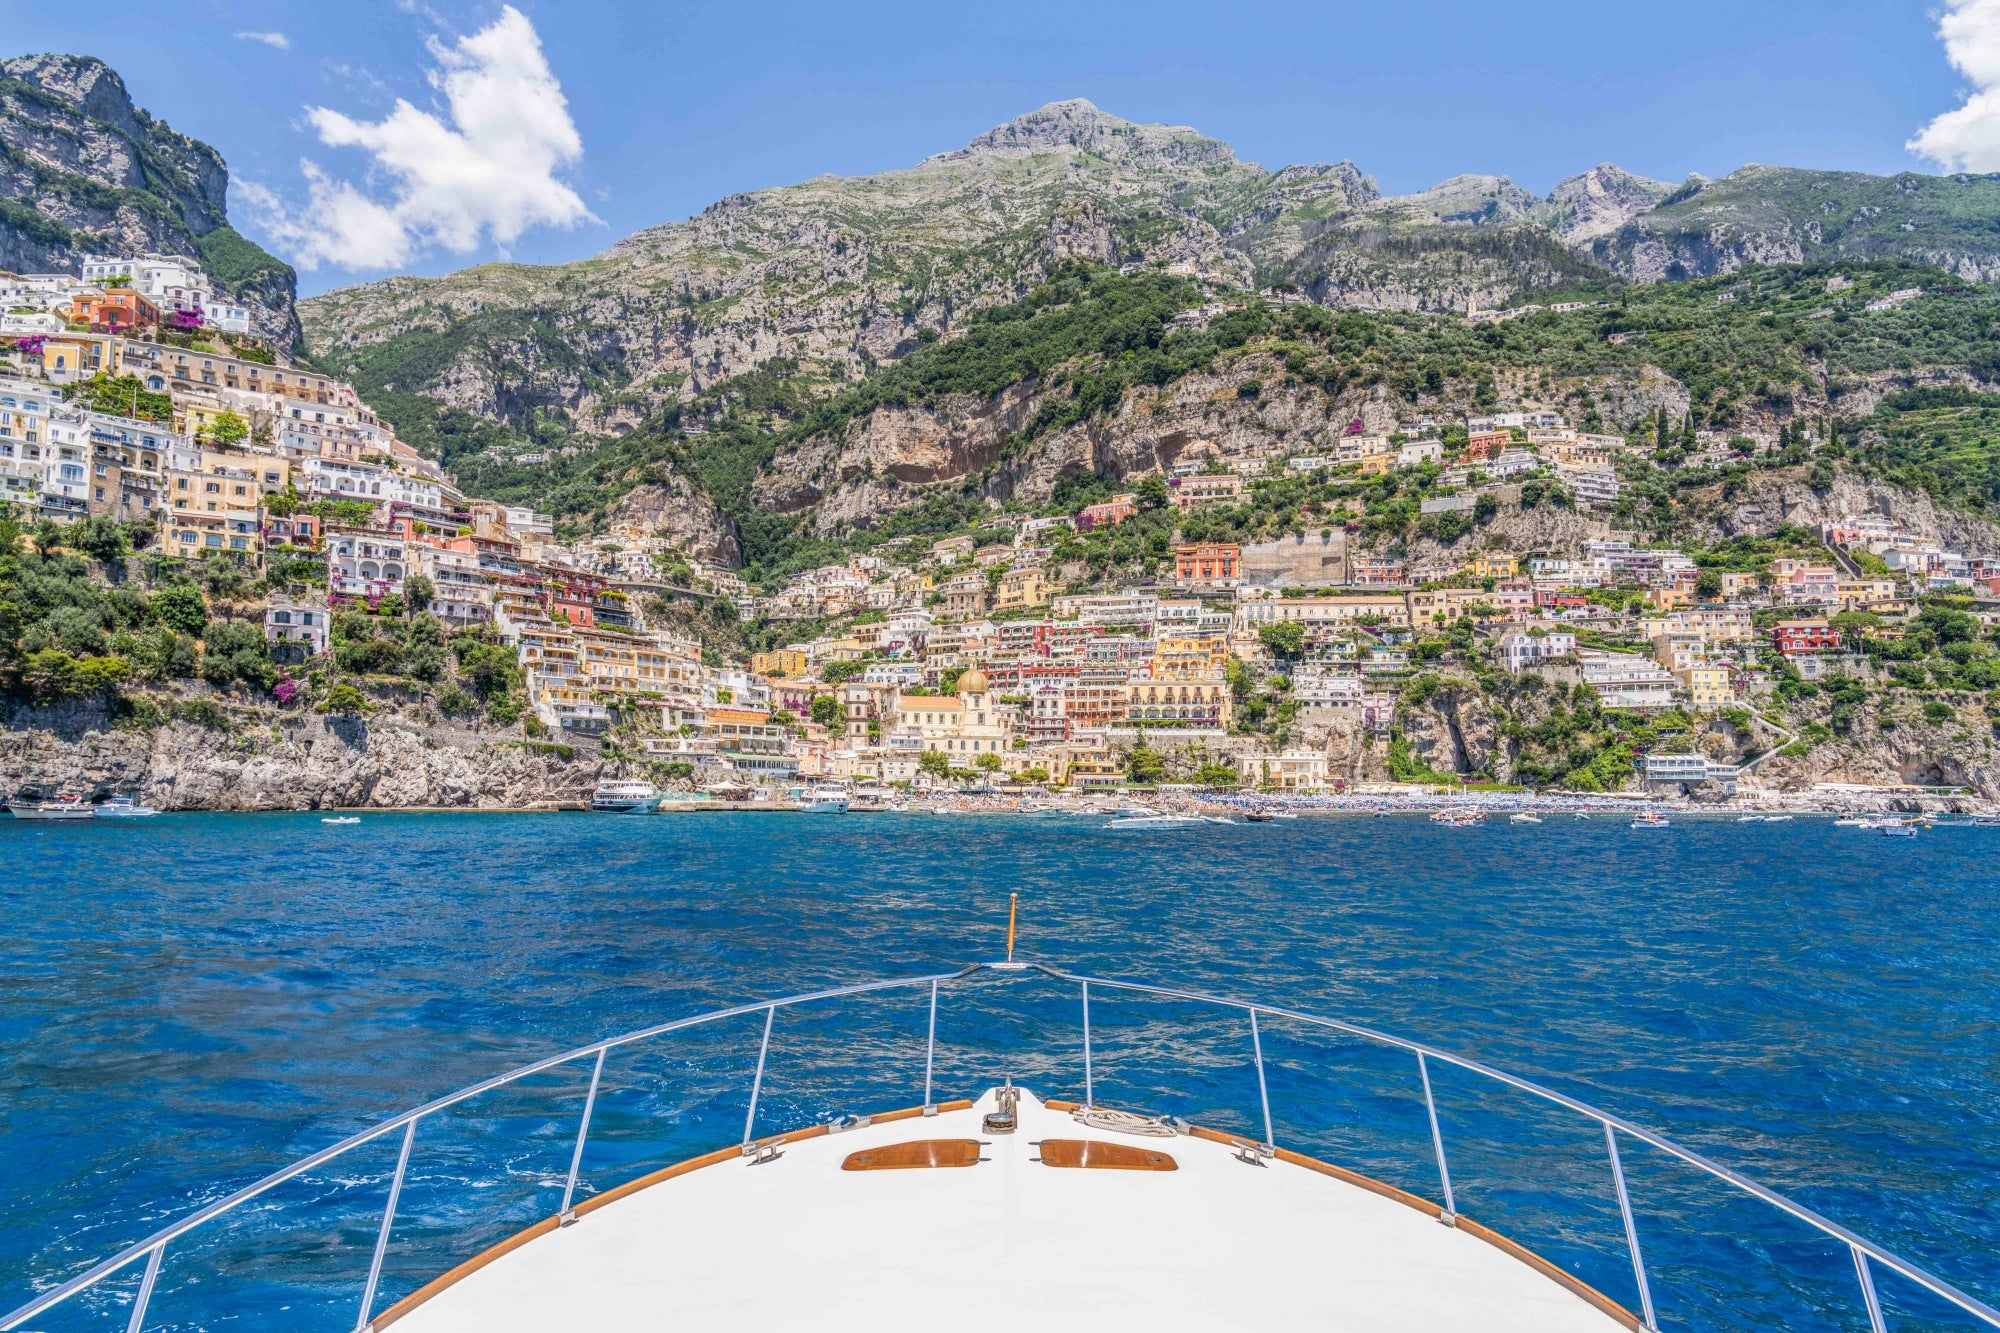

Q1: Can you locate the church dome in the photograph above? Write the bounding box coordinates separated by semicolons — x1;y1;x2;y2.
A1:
958;667;989;694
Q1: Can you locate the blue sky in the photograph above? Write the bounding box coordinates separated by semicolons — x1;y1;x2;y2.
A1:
7;0;1987;295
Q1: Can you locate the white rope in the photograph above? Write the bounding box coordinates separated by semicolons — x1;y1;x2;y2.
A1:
1071;1108;1178;1137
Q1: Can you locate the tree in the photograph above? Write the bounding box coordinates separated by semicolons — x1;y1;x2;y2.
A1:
1195;762;1240;788
974;752;1003;773
403;574;435;615
70;517;128;564
809;693;842;728
405;613;449;681
199;620;277;690
151;584;208;637
1135;473;1170;511
821;659;864;683
1695;570;1723;600
1473;493;1499;524
322;683;371;714
1258;621;1306;660
207;410;249;447
32;519;63;554
918;749;951;779
1125;744;1166;784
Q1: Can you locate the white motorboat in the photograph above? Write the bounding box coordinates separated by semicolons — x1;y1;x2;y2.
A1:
1271;810;1300;820
1630;812;1671;829
13;959;1991;1333
1509;813;1542;824
8;792;93;820
1105;813;1207;830
321;816;361;825
94;795;158;818
1762;815;1792;823
799;785;851;813
591;780;661;813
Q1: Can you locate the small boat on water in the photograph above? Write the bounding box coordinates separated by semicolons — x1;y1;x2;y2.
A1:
321;816;361;825
1243;811;1274;823
1429;807;1484;826
94;794;158;818
1857;817;1918;837
1834;817;1865;827
1509;813;1542;824
1106;813;1207;830
8;791;93;820
1271;810;1300;820
1762;814;1793;824
1736;814;1764;823
1630;812;1671;829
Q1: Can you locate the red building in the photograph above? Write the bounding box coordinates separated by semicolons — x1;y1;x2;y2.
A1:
70;288;160;334
1076;495;1137;532
1772;619;1842;657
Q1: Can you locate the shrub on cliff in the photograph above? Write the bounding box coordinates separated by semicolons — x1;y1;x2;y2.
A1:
198;621;277;690
18;649;130;702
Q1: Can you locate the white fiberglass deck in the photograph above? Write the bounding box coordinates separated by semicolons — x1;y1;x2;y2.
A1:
387;1087;1629;1332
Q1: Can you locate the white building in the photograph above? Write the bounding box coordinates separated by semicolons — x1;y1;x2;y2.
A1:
1579;651;1677;710
1498;630;1578;674
265;592;330;661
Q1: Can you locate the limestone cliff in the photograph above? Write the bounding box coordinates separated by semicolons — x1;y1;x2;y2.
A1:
0;54;302;350
1;696;613;810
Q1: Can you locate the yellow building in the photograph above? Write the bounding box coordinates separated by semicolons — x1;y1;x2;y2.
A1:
1153;634;1229;681
1466;551;1519;579
996;566;1051;612
1125;679;1231;728
752;648;810;679
1677;664;1734;709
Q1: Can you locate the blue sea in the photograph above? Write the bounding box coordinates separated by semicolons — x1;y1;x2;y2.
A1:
1;811;1996;1332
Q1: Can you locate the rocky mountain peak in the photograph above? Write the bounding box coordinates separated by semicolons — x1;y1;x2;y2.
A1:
927;98;1241;172
1388;173;1541;225
1542;163;1677;241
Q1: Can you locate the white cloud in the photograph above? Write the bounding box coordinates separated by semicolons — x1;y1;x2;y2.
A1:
1910;0;2000;171
235;31;291;50
242;6;595;272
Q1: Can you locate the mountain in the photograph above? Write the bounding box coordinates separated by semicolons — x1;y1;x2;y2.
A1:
0;53;300;349
1586;164;2000;283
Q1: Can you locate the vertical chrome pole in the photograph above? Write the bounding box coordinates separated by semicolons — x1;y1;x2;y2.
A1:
1852;1245;1888;1333
559;1048;607;1223
1249;1008;1274;1152
741;1005;776;1150
1081;981;1095;1110
922;980;938;1113
1604;1123;1659;1332
124;1243;163;1333
1416;1051;1457;1223
355;1119;416;1333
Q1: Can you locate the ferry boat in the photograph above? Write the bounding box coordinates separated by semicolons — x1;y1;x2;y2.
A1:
94;794;159;818
7;791;93;820
590;780;661;813
7;959;1994;1333
798;784;851;813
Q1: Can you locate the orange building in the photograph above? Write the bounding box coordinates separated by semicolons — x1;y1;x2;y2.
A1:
1175;542;1240;588
70;289;159;334
1077;494;1138;532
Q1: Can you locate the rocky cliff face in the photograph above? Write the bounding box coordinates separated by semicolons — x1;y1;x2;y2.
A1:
0;54;301;350
609;476;742;566
1539;164;1681;243
1;696;613;810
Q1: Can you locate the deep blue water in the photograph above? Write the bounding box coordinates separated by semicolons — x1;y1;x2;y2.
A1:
1;811;1996;1333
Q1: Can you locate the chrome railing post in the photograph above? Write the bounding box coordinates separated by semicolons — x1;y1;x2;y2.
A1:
354;1118;416;1333
922;981;938;1114
1081;981;1095;1110
741;1005;776;1150
1416;1051;1457;1224
124;1244;163;1333
1249;1008;1274;1152
1853;1244;1889;1333
1605;1123;1659;1332
559;1048;607;1224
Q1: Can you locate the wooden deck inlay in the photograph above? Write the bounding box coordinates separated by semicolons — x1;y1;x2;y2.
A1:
1037;1139;1177;1171
840;1138;984;1170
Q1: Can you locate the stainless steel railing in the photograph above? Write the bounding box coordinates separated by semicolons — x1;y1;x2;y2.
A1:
2;959;1994;1333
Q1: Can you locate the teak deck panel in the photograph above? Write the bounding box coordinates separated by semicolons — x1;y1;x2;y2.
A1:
1036;1138;1177;1171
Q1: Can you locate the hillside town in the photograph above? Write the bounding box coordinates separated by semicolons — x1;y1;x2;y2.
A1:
3;252;1996;807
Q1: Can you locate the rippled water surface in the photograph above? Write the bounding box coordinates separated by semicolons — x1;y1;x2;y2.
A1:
2;811;1996;1332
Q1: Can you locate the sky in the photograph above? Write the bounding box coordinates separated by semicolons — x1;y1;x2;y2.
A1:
9;0;2000;296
